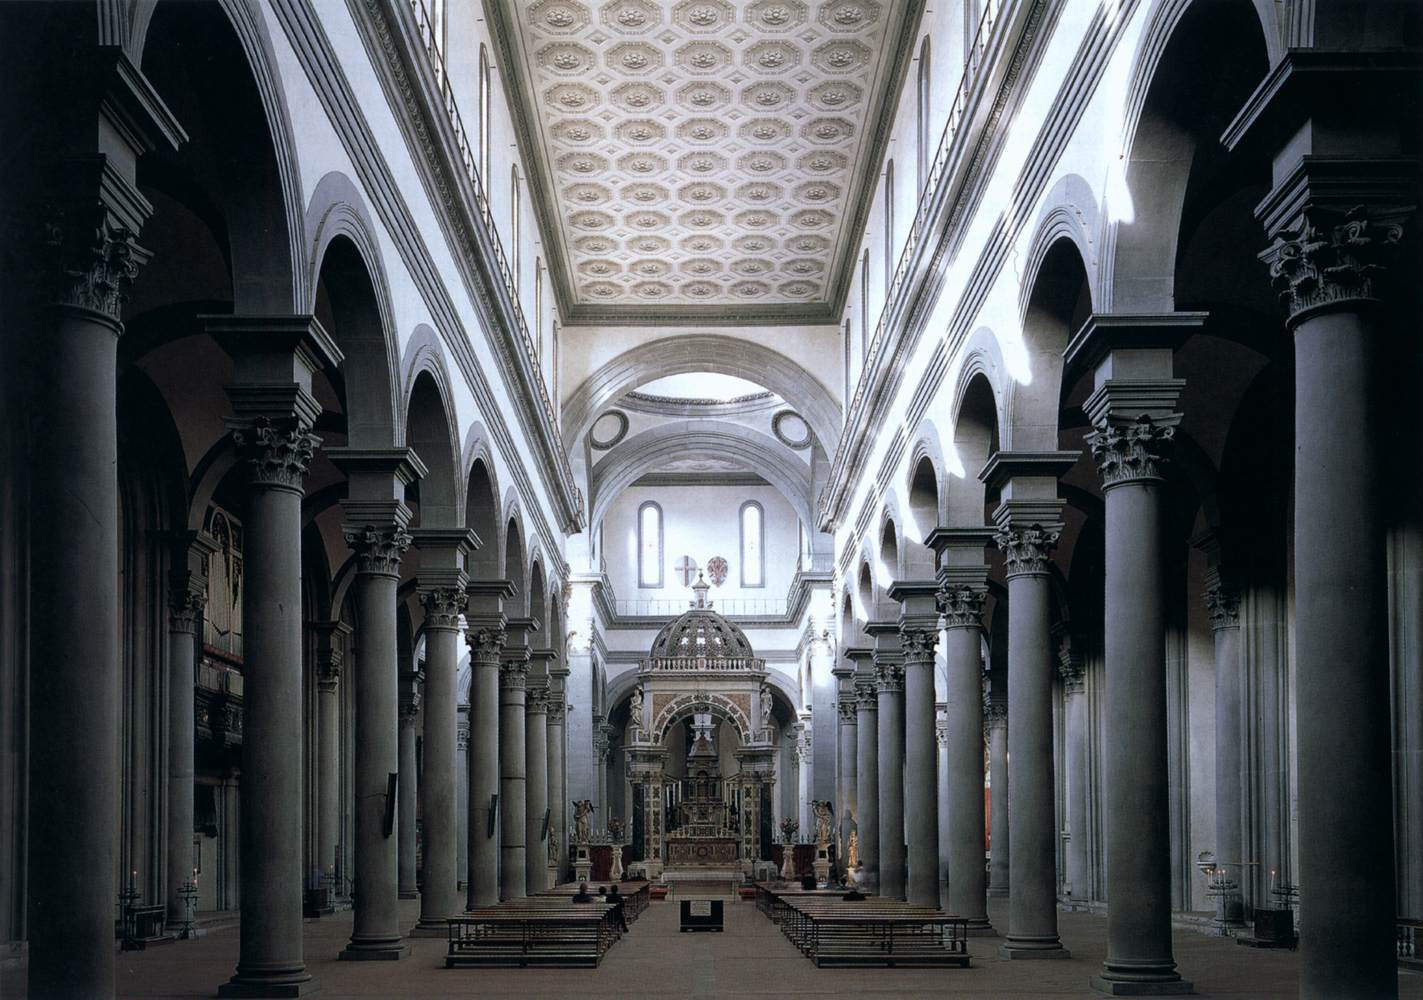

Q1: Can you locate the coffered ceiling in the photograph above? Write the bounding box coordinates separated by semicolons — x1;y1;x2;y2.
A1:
490;0;923;323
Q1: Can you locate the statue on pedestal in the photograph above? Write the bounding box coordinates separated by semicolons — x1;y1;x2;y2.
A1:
812;800;834;846
572;799;595;844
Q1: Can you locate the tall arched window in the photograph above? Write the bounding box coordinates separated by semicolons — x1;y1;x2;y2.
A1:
478;45;491;198
860;249;870;353
533;257;544;354
917;37;931;190
883;160;895;289
638;501;663;588
740;501;764;588
842;317;852;409
511;165;522;292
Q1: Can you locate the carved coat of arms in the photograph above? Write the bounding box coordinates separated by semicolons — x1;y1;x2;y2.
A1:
706;556;729;586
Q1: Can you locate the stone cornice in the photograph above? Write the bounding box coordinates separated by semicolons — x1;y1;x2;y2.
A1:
269;0;579;558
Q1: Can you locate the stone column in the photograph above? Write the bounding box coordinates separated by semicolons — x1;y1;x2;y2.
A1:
397;693;421;900
939;578;994;933
1258;188;1409;998
547;681;568;882
331;449;424;962
216;316;341;997
499;621;533;900
1203;570;1244;925
464;615;507;909
986;702;1009;898
313;623;348;888
593;721;609;829
1073;326;1189;993
988;470;1071;958
1057;636;1089;910
936;711;951;894
893;583;942;908
165;534;215;926
832;662;858;869
410;530;474;935
868;622;906;899
525;678;550;894
796;716;814;833
853;654;880;891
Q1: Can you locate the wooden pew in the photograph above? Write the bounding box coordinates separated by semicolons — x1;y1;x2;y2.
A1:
446;899;619;968
756;883;971;969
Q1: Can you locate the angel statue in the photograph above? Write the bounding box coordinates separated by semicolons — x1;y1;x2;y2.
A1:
572;799;595;844
812;799;834;846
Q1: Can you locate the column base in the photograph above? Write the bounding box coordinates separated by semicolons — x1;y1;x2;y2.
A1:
398;890;419;900
338;941;410;961
219;973;317;997
965;919;997;937
408;919;450;938
1091;975;1194;996
987;886;1009;898
1000;941;1071;960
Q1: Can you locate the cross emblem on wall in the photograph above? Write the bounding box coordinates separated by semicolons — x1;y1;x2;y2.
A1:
674;555;698;587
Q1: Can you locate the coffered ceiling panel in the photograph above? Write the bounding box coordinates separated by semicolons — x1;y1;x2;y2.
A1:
493;0;921;321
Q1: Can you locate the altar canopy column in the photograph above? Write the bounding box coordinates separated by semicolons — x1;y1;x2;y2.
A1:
1202;565;1244;926
1252;162;1411;998
986;702;1009;899
930;526;996;934
525;666;551;894
985;450;1076;959
213;317;341;997
330;449;425;962
465;586;512;910
832;662;858;868
851;648;879;891
166;533;216;926
397;691;420;900
499;619;535;900
411;529;475;935
893;583;941;908
1058;636;1089;910
868;621;906;899
1068;321;1191;994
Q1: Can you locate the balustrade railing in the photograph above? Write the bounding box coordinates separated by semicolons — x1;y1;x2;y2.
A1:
616;597;789;617
643;656;766;672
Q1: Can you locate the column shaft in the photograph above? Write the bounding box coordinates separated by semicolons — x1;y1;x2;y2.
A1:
902;630;940;908
525;690;549;895
1293;306;1396;997
500;658;528;900
854;684;879;891
166;590;203;924
945;621;992;931
415;614;462;931
466;631;503;909
876;663;906;900
397;709;419;899
1206;585;1243;925
1063;683;1089;907
343;553;408;958
317;665;341;884
987;708;1009;898
836;697;857;868
547;701;567;882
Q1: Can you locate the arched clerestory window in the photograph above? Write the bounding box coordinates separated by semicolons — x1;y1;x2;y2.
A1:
478;44;491;205
740;501;764;588
916;37;931;191
639;501;663;588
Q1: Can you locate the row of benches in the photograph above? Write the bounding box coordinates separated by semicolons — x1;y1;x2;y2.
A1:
446;881;650;968
757;882;971;968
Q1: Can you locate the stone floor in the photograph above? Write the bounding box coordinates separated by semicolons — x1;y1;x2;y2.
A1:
9;897;1423;998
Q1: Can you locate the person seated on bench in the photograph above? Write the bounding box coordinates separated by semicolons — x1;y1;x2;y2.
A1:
842;888;867;901
604;885;629;932
572;881;594;902
800;875;817;890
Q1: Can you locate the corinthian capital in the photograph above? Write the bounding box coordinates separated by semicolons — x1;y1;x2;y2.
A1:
232;416;320;492
1261;203;1410;321
1203;581;1241;631
316;648;342;693
854;680;878;710
38;200;152;319
1057;637;1085;695
466;627;507;663
168;579;207;636
994;524;1061;578
898;625;938;663
874;659;905;693
837;696;857;723
500;647;531;689
343;524;412;578
526;686;550;714
984;702;1007;732
1087;414;1177;488
420;585;468;630
937;584;986;630
547;698;567;725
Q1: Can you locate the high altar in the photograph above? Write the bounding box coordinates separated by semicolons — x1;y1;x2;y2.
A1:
624;575;776;882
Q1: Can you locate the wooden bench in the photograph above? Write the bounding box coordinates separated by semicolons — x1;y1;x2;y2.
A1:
756;884;970;969
543;881;651;922
446;900;619;968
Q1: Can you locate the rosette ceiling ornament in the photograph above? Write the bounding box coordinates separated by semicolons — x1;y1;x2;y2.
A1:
494;0;920;318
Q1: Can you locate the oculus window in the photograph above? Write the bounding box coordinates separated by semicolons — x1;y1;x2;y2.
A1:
639;501;663;588
740;501;764;588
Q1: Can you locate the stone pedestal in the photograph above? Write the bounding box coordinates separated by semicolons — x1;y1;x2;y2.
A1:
813;846;831;885
610;844;625;881
574;845;592;884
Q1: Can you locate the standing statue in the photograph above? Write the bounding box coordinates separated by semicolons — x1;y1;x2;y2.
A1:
813;800;834;846
629;685;644;731
760;684;773;733
847;829;860;869
572;799;595;844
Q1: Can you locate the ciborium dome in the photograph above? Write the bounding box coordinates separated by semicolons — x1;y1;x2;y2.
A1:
648;573;758;664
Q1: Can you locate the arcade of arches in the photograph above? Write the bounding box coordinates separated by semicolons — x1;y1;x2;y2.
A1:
1;1;1420;998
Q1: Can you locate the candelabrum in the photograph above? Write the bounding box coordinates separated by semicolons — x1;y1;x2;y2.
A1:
118;881;141;950
177;875;201;939
1205;868;1241;936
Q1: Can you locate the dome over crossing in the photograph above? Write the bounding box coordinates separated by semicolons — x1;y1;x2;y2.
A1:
648;573;758;664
